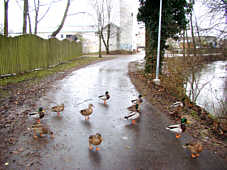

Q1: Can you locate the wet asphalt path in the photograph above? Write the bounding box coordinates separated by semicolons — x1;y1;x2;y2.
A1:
6;53;226;170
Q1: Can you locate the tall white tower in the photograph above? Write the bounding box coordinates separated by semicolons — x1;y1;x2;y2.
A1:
119;0;136;51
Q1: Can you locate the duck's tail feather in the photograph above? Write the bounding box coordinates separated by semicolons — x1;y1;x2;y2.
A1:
29;112;38;116
124;113;135;119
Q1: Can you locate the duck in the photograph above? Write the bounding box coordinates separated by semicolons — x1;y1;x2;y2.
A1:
31;123;54;139
98;91;110;105
52;104;64;116
124;111;140;125
29;107;45;123
80;104;94;120
89;133;103;151
183;141;203;159
127;103;140;112
131;94;143;105
170;101;184;108
166;117;187;138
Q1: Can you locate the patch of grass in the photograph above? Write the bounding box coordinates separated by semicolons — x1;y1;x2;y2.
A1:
0;57;105;87
208;113;217;121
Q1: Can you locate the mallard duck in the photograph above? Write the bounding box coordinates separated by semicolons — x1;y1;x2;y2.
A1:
131;94;143;105
29;107;45;123
127;103;140;112
183;141;203;159
166;118;187;138
80;104;94;120
89;133;103;151
31;123;54;139
170;101;184;108
98;91;110;105
124;111;140;125
52;104;64;116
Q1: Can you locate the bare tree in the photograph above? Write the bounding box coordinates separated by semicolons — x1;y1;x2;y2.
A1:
200;0;226;39
51;0;71;37
100;0;113;54
92;0;105;57
33;0;40;34
4;0;10;36
32;0;52;34
92;0;116;56
23;0;28;34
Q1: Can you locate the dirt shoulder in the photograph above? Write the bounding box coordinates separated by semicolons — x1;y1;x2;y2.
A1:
128;61;227;160
0;55;117;169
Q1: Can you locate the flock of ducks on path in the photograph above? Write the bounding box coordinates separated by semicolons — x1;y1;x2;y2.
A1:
29;92;203;158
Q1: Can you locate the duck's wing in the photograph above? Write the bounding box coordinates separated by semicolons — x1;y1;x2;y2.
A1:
99;95;107;100
131;99;137;104
124;112;139;120
127;105;136;112
89;135;94;143
80;109;86;113
166;124;181;128
166;124;182;133
51;106;58;111
29;112;39;118
29;112;38;116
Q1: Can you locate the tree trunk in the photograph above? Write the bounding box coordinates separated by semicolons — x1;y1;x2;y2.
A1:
27;2;32;34
98;30;102;58
34;0;40;35
4;0;9;36
23;0;28;34
189;1;196;57
28;13;32;34
106;23;110;54
183;30;186;59
51;0;70;37
185;28;190;57
101;27;110;54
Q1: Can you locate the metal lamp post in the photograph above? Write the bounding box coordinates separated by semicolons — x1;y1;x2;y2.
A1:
153;0;163;85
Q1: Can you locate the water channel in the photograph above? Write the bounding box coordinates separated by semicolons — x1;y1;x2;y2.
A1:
186;60;227;116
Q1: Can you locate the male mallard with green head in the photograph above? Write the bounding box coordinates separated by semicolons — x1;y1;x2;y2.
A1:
89;133;103;151
98;91;110;105
124;111;140;125
127;103;140;113
166;117;187;138
29;107;45;123
131;94;143;105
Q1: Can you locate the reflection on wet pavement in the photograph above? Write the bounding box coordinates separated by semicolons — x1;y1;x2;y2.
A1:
6;52;226;170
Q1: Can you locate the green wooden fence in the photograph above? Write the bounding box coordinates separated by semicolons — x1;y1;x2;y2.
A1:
0;34;82;75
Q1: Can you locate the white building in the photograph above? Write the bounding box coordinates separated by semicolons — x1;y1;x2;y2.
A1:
7;0;143;54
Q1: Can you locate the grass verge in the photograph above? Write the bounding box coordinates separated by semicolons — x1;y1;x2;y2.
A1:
0;56;111;99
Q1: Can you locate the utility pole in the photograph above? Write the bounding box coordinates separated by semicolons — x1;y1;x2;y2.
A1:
153;0;163;85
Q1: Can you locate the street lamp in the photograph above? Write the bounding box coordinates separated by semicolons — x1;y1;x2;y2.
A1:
153;0;163;85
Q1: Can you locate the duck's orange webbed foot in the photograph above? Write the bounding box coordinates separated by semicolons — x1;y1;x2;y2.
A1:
33;135;38;139
132;120;136;125
191;153;197;159
176;134;181;138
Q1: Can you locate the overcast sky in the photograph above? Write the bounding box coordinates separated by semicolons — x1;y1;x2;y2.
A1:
0;0;139;34
0;0;225;37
